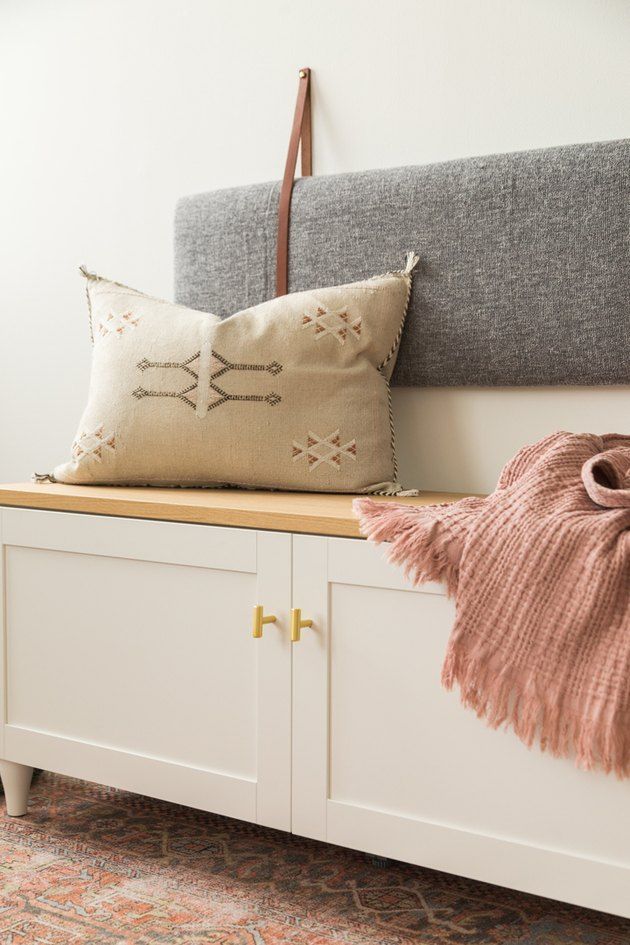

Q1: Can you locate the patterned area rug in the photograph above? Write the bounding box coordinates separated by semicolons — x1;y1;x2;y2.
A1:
1;773;629;944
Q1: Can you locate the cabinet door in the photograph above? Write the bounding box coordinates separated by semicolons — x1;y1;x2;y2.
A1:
291;534;630;918
0;508;292;830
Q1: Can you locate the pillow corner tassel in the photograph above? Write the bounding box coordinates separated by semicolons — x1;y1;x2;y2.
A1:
32;472;57;484
403;251;420;277
79;264;98;282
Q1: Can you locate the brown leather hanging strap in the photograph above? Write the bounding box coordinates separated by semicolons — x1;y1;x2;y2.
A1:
276;67;312;297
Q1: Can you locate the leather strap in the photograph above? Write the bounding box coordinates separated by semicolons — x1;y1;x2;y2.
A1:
276;67;312;297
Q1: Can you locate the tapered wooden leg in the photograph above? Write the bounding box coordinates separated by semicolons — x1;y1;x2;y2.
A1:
0;760;34;816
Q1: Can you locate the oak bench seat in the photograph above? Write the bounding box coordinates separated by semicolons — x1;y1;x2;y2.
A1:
0;483;471;539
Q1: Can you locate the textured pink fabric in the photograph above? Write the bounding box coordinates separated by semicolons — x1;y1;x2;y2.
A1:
354;432;630;777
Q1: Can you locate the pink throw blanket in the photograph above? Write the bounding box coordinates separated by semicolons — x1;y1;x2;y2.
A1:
354;432;630;777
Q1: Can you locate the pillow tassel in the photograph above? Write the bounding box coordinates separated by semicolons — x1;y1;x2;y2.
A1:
403;251;420;276
32;472;57;484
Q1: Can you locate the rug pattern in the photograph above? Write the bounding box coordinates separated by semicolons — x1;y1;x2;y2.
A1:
0;773;628;944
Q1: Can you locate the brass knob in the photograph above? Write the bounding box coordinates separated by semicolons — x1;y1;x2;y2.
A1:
291;608;313;643
252;605;277;639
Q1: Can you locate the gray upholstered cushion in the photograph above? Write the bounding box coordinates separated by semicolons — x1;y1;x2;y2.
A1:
175;139;629;386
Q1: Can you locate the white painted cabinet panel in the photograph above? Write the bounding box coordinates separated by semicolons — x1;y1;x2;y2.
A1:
7;545;258;774
291;535;630;918
0;509;292;830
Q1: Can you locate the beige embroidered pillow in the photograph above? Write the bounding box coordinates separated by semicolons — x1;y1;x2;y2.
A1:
51;256;418;493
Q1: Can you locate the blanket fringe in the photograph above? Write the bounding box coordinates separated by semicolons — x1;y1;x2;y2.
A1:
442;638;630;778
353;498;459;595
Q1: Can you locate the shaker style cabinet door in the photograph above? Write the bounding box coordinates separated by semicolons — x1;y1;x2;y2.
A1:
0;508;293;830
290;535;630;918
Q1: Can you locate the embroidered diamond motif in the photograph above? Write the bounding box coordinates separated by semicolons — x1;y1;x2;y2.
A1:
98;311;141;337
72;425;116;464
301;303;362;345
292;430;357;471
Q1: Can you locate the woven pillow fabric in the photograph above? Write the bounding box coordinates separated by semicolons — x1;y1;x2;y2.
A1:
52;256;418;493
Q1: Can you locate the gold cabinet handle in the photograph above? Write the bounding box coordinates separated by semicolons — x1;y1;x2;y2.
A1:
252;605;277;638
291;608;313;643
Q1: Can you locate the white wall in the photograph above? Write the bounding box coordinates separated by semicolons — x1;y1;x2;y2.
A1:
1;0;628;491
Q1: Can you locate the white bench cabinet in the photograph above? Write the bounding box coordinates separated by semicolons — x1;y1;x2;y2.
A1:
0;507;293;830
0;493;629;920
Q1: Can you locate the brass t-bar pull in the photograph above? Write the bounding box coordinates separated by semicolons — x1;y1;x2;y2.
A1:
252;605;277;639
291;608;313;643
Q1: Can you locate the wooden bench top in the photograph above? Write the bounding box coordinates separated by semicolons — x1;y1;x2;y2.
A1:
0;483;471;539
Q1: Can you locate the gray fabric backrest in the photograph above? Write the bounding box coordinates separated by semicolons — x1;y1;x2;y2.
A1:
175;139;629;386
